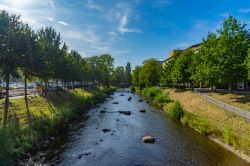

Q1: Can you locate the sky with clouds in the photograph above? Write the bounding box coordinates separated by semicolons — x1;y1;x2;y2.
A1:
0;0;250;67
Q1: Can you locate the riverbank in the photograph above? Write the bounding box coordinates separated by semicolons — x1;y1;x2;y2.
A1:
0;86;116;165
137;87;250;163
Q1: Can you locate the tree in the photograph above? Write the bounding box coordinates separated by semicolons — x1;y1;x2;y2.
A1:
37;26;61;89
216;16;249;90
189;33;220;89
113;66;126;85
125;62;132;86
132;66;141;87
18;23;38;124
138;59;162;87
0;11;22;128
246;49;250;80
170;50;194;88
161;56;177;87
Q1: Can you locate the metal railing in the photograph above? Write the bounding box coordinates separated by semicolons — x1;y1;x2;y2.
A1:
194;89;250;121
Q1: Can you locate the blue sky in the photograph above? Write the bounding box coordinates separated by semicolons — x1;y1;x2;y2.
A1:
0;0;250;67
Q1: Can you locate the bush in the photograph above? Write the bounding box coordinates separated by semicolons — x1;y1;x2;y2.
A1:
164;101;184;120
153;93;170;104
142;87;162;100
130;86;135;93
223;124;236;147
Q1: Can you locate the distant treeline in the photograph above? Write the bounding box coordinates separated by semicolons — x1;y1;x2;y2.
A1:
0;10;132;128
133;16;250;90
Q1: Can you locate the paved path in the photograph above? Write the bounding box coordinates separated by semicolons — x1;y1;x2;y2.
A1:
194;89;250;121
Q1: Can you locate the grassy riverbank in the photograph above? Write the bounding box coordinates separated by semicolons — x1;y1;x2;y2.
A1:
138;87;250;160
203;91;250;112
0;86;116;165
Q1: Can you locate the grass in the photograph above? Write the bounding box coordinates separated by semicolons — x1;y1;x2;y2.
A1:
204;91;250;112
164;88;250;154
0;86;116;164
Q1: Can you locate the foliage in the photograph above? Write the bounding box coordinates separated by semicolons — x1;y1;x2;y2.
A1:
153;93;170;104
142;87;162;100
132;59;162;87
164;101;184;120
158;16;250;90
223;124;236;147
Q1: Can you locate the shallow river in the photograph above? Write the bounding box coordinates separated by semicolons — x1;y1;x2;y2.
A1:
32;89;249;166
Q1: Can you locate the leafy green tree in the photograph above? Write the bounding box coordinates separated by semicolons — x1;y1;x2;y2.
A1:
113;66;126;85
191;33;221;89
132;66;141;87
0;11;22;128
171;49;194;88
246;49;250;80
37;26;61;89
216;16;249;90
138;59;162;87
161;50;181;87
125;62;132;86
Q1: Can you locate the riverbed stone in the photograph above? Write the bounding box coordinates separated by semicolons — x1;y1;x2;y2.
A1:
118;111;131;115
128;97;132;101
112;102;119;104
138;99;143;102
102;129;111;133
142;136;155;143
120;94;125;96
100;110;106;113
140;109;146;113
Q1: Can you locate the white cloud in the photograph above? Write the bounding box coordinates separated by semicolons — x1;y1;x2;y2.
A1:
107;3;141;35
238;8;250;13
41;16;54;22
118;15;141;34
57;21;68;26
63;30;99;44
85;0;102;12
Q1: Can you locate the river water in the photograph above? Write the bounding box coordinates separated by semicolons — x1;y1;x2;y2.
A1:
31;89;249;166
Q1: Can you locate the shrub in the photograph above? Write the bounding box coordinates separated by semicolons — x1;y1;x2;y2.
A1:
142;87;162;100
195;119;209;136
153;93;170;104
130;86;135;93
164;101;184;120
223;124;236;147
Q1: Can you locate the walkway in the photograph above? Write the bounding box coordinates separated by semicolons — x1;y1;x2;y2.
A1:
194;89;250;121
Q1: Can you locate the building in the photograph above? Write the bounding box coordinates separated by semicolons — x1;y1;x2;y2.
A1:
162;43;201;68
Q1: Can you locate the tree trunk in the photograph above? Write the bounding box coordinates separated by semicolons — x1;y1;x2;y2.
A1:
229;82;232;91
3;74;10;128
24;72;28;109
200;82;202;88
24;71;32;138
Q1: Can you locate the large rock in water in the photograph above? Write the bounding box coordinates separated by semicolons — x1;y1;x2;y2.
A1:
102;129;111;133
118;111;131;115
142;136;155;143
112;102;119;104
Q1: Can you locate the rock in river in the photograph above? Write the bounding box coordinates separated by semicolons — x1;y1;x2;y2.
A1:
140;109;146;113
142;136;155;143
118;111;131;115
100;110;106;113
112;102;119;104
120;94;125;96
128;96;132;101
102;129;111;133
138;99;143;102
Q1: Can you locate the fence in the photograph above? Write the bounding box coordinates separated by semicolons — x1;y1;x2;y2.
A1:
194;89;250;121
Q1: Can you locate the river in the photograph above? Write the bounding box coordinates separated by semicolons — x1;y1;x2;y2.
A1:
28;89;249;166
